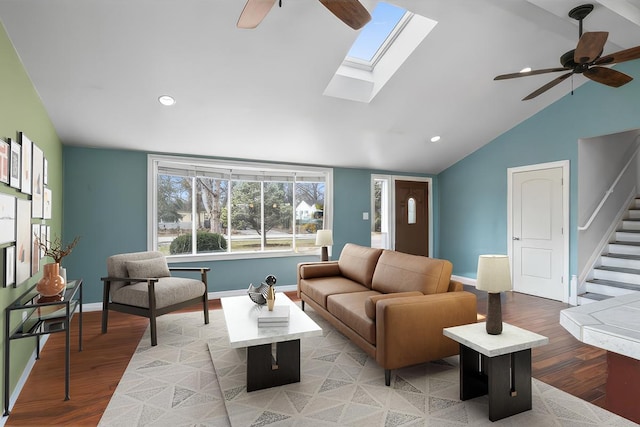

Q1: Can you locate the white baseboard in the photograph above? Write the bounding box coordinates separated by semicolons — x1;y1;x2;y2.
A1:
452;275;476;287
2;335;49;424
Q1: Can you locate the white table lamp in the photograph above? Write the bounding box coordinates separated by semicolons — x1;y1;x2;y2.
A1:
476;255;512;335
315;229;333;262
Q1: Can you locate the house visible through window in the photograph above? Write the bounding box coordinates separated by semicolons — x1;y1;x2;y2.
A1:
149;155;332;259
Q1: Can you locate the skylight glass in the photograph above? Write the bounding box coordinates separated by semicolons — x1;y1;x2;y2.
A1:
347;2;407;63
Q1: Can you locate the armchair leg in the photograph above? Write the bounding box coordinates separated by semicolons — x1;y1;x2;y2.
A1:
385;369;391;386
203;292;210;325
102;281;110;334
301;300;305;311
150;317;158;347
101;309;108;334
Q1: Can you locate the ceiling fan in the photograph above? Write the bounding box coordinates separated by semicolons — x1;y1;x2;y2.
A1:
494;3;640;101
237;0;371;30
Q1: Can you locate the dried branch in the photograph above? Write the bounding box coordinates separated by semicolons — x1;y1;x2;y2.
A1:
35;234;81;264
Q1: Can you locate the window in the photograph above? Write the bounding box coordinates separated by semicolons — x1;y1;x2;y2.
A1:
149;155;332;260
371;175;391;249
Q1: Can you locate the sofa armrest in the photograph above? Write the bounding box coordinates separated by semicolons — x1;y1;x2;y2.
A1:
375;291;477;370
448;280;464;292
297;261;340;297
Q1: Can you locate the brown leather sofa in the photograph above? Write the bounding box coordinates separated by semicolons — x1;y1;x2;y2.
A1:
297;243;477;386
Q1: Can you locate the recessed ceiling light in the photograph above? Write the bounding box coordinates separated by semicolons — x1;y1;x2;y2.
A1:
430;135;441;143
158;95;175;106
520;67;532;73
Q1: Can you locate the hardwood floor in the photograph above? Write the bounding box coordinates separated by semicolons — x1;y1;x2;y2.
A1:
4;290;612;426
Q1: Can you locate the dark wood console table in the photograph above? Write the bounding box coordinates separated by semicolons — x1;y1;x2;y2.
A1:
3;279;83;416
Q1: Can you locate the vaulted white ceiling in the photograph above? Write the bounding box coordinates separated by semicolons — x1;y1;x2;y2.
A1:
1;0;639;174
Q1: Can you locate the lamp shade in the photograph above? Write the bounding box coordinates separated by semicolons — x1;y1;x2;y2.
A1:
476;255;512;293
315;229;333;246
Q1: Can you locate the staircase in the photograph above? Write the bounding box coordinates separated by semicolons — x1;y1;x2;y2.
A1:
580;198;640;304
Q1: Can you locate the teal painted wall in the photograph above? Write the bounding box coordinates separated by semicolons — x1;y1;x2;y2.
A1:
438;60;640;279
62;147;433;303
0;22;64;405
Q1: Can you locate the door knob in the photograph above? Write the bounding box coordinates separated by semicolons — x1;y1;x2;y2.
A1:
513;237;521;240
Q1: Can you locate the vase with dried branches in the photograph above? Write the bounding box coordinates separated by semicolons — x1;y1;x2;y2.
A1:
35;235;81;298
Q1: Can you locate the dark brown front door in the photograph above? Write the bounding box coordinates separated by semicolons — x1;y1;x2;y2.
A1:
395;180;428;256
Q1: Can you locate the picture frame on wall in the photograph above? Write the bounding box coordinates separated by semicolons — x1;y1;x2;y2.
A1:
9;138;21;189
43;187;52;220
43;158;48;185
0;194;16;245
31;223;40;276
31;144;44;218
0;138;9;184
40;224;47;258
19;132;32;195
4;245;16;288
15;198;31;287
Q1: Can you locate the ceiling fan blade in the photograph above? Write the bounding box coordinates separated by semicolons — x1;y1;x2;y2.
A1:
595;45;640;66
574;31;608;64
318;0;371;30
522;72;573;100
237;0;277;29
494;67;570;80
584;66;633;87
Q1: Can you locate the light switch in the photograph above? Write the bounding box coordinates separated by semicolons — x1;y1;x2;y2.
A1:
363;212;369;220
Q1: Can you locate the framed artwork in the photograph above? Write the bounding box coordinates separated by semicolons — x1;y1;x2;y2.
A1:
40;224;47;258
43;187;52;219
15;198;31;287
19;132;32;195
31;144;44;218
0;138;8;184
0;194;16;245
4;245;16;287
9;139;21;189
43;158;48;185
31;223;40;276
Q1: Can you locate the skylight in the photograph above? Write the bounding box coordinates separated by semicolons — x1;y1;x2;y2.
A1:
324;2;438;103
346;3;408;65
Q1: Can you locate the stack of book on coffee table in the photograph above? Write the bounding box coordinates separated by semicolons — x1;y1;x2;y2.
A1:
257;305;290;327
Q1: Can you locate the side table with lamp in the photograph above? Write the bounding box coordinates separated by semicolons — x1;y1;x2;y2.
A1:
443;255;548;421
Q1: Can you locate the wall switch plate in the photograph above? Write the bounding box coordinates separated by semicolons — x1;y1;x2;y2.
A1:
363;212;369;220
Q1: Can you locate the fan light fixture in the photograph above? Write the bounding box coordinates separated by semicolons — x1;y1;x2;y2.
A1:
430;136;441;142
520;67;532;73
158;95;176;106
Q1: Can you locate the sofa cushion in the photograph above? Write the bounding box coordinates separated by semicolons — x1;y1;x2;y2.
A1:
300;276;370;309
338;244;383;288
364;291;424;320
327;291;379;345
372;250;453;295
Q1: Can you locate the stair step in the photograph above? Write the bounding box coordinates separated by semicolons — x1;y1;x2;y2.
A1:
608;242;640;256
578;292;614;304
601;253;640;269
585;278;640;296
622;220;640;231
629;210;640;219
615;231;640;242
593;266;640;285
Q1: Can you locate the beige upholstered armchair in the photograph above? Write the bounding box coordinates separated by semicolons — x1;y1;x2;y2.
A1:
100;251;209;346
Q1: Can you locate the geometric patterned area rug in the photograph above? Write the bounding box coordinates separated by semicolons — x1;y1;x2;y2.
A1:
99;307;636;426
209;306;636;427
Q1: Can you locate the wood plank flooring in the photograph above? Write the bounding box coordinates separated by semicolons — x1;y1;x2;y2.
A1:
4;289;613;426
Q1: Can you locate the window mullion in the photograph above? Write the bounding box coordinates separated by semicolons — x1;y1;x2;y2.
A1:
192;177;197;255
260;181;265;251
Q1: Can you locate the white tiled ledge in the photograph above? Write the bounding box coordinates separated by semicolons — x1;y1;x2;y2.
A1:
560;293;640;360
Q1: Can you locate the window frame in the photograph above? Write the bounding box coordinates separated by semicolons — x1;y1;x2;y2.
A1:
148;154;333;262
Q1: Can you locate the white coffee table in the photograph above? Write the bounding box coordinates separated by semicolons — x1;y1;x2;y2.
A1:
220;292;322;391
444;322;548;421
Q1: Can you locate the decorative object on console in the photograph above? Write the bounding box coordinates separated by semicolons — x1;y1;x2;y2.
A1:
315;229;333;262
35;234;81;297
476;254;512;335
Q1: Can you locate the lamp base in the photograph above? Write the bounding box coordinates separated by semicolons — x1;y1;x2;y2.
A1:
486;292;503;335
321;246;329;262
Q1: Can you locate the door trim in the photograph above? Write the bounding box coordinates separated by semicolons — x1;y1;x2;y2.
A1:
507;161;570;303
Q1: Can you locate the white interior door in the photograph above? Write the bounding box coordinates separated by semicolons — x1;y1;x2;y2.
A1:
512;167;564;301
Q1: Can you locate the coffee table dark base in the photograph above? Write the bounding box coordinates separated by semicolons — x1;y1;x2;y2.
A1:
459;344;532;421
246;339;300;392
